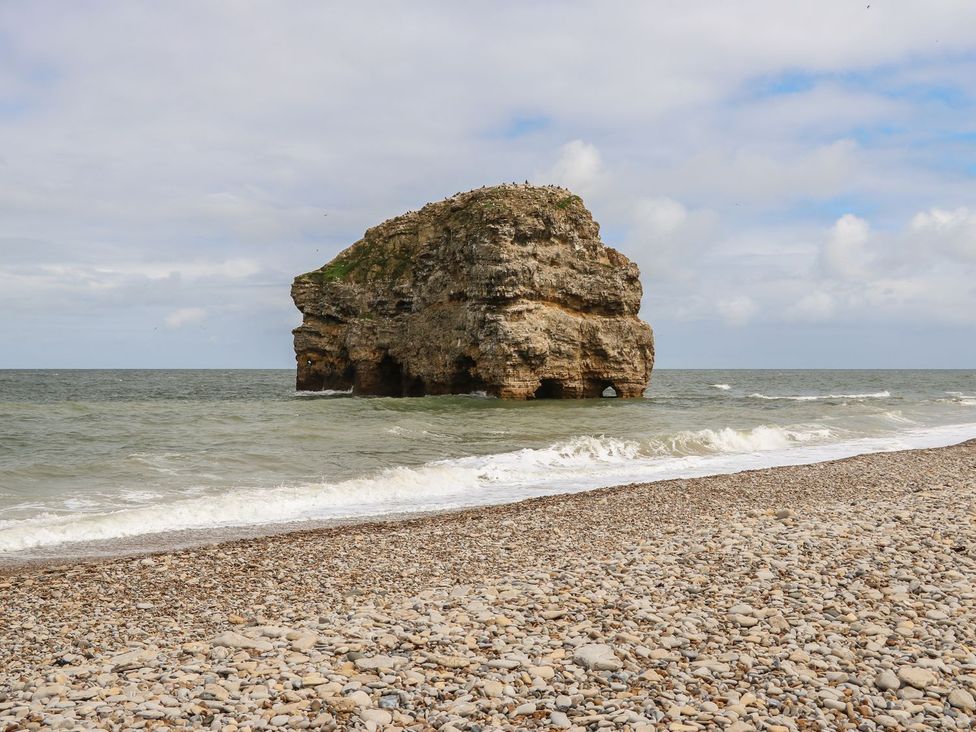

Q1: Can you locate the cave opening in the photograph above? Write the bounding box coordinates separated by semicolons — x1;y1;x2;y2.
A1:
375;354;405;396
451;356;486;395
375;354;425;397
602;384;618;398
533;378;564;399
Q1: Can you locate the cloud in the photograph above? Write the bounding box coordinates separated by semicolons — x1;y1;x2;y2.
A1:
1;3;975;365
662;139;864;205
821;214;872;279
633;197;687;235
540;140;605;195
786;291;836;322
910;207;976;260
164;307;206;329
717;295;758;326
623;196;718;287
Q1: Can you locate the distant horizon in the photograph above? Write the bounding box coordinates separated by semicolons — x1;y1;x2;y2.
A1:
3;366;973;372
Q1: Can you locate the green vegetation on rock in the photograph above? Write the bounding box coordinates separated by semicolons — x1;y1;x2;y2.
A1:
306;238;414;285
556;194;582;209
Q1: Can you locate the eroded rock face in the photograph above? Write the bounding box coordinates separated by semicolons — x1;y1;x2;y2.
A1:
292;184;654;398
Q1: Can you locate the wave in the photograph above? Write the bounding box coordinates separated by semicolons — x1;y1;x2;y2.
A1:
710;384;732;390
881;411;918;425
663;425;833;454
460;390;493;399
0;424;838;554
749;390;890;401
293;388;353;397
940;392;976;406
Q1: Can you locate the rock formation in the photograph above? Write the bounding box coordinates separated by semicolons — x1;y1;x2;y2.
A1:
291;184;654;398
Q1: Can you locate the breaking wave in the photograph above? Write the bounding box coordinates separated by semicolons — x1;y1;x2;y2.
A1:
749;390;890;401
710;384;732;390
293;388;353;398
941;392;976;406
881;411;918;425
0;424;843;553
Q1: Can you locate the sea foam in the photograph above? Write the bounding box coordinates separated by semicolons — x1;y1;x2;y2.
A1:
748;390;890;401
0;422;918;554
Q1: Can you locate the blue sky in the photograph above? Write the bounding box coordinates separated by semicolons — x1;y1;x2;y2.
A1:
1;1;975;368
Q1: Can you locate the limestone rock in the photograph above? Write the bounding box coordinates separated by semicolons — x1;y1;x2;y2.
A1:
211;632;273;652
292;184;654;398
874;670;900;691
573;643;622;671
948;688;976;711
896;666;937;690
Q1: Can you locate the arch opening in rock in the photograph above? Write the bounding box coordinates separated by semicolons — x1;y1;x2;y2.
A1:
601;385;618;398
301;369;324;391
362;354;412;397
449;356;487;395
534;379;565;399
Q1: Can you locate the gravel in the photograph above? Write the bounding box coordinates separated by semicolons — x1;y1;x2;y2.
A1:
1;440;974;730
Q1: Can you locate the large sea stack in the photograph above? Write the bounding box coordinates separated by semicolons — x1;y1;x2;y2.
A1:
291;184;654;398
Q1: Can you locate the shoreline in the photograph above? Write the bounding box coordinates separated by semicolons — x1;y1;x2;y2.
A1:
2;440;974;729
4;424;975;569
1;438;974;575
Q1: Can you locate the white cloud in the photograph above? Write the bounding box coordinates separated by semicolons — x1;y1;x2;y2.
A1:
541;140;605;196
786;291;836;322
717;295;758;326
623;196;718;289
910;207;976;260
911;207;971;231
663;139;863;205
633;197;687;236
129;259;263;281
821;214;872;278
165;307;206;329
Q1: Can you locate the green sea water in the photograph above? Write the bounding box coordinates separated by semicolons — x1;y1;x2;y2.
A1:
1;369;974;561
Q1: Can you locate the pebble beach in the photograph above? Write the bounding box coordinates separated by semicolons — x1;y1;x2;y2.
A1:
1;440;974;731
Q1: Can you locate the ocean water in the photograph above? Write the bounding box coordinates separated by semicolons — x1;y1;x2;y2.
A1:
1;369;974;562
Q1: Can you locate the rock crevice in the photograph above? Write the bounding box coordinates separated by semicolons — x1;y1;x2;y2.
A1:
292;184;654;398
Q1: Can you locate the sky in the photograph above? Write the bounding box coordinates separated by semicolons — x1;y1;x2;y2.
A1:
1;1;975;368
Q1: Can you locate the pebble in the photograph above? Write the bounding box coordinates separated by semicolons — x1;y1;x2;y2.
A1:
211;631;273;652
897;666;938;690
949;688;976;711
550;710;572;728
875;670;900;691
359;708;392;725
513;701;536;716
573;643;622;671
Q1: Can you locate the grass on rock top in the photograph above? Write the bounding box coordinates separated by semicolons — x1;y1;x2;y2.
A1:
556;194;583;209
308;238;414;284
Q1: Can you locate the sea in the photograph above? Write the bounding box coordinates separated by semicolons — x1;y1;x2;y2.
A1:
1;369;974;563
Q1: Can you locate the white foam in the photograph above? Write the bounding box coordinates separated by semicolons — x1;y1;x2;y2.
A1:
293;388;353;397
940;392;976;406
663;425;834;454
881;411;918;425
7;421;972;555
749;390;890;401
710;383;732;390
